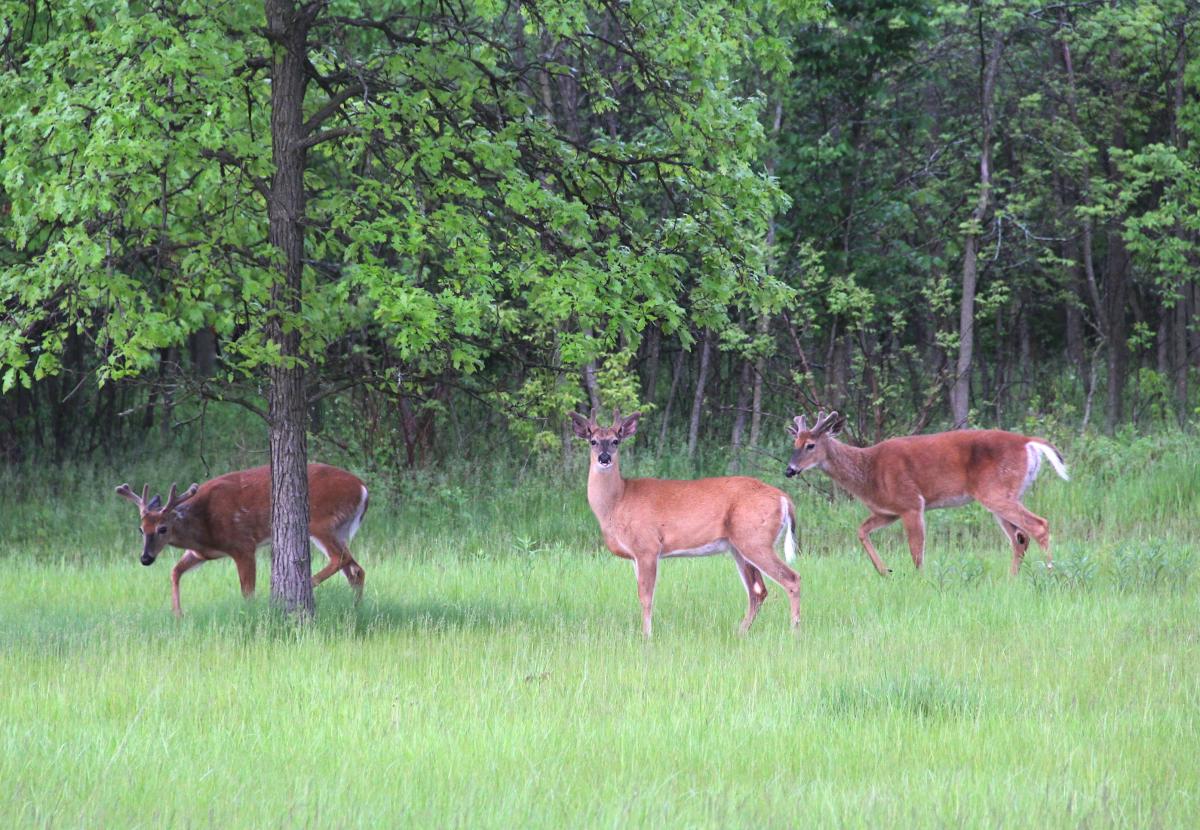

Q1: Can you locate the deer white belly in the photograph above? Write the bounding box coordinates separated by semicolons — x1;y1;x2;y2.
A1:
662;539;732;558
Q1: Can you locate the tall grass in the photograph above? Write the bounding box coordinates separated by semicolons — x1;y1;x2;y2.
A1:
0;430;1197;827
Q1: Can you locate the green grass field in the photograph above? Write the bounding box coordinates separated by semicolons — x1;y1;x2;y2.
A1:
1;431;1198;828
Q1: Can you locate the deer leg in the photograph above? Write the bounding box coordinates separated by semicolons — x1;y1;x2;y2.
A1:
994;515;1030;576
730;549;767;635
899;509;927;570
740;548;802;630
340;559;366;603
233;553;256;600
633;554;658;638
857;513;898;575
169;550;207;618
309;534;348;589
981;499;1052;570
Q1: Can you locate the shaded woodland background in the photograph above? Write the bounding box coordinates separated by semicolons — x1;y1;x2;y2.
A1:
4;0;1199;471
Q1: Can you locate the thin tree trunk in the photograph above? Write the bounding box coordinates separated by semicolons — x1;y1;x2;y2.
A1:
1190;282;1200;377
1170;19;1191;423
641;325;661;403
191;326;217;378
581;324;602;413
686;330;712;460
728;357;752;472
265;0;317;619
1175;295;1189;422
1104;233;1129;432
749;98;782;451
748;315;768;450
658;347;685;453
160;346;178;440
1018;288;1032;412
951;30;1004;429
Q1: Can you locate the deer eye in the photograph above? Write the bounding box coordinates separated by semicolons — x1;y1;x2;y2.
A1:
805;442;816;450
612;439;619;446
157;526;168;535
590;439;597;446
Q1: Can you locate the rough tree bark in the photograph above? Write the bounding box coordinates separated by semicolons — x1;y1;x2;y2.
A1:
265;0;320;618
950;30;1004;428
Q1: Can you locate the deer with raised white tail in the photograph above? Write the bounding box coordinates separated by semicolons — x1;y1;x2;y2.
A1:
571;410;801;637
784;411;1068;576
115;463;369;616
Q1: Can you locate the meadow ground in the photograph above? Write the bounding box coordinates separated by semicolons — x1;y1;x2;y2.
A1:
1;431;1197;828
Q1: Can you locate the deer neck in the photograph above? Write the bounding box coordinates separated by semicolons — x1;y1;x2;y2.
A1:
819;439;872;497
586;458;627;525
165;505;205;549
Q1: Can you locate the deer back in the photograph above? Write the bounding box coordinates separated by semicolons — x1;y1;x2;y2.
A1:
164;463;367;555
861;430;1044;510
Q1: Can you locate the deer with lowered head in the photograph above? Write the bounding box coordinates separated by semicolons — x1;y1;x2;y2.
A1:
784;411;1068;576
116;463;369;616
571;409;801;637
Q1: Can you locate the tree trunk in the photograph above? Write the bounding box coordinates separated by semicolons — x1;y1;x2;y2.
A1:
1104;232;1129;432
657;346;685;453
1018;288;1032;412
265;0;317;619
1170;19;1191;423
686;330;712;460
190;326;217;378
641;325;661;403
728;357;752;472
581;325;602;413
1065;268;1085;381
748;323;767;450
950;31;1004;429
1175;294;1190;422
159;346;178;441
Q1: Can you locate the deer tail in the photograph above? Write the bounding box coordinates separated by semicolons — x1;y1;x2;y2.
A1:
781;495;798;563
1029;441;1069;481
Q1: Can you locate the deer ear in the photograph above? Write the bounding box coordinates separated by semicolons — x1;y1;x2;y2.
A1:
569;411;592;439
830;413;846;435
617;412;641;439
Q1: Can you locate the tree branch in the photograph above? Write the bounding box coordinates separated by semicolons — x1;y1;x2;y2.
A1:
302;86;360;134
298;126;359;150
199;148;270;201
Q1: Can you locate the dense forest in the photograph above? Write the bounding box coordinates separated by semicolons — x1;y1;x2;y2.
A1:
3;0;1198;468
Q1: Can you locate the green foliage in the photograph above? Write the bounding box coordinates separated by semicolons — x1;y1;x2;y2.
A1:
1;0;813;445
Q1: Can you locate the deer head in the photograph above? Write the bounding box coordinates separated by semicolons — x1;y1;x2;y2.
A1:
116;482;199;565
570;408;641;472
784;410;846;477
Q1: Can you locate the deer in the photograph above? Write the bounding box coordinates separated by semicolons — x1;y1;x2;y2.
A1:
570;409;802;637
783;411;1068;576
115;463;369;616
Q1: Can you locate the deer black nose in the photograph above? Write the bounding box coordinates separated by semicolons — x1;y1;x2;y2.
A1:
140;553;156;566
784;466;798;478
598;452;612;465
